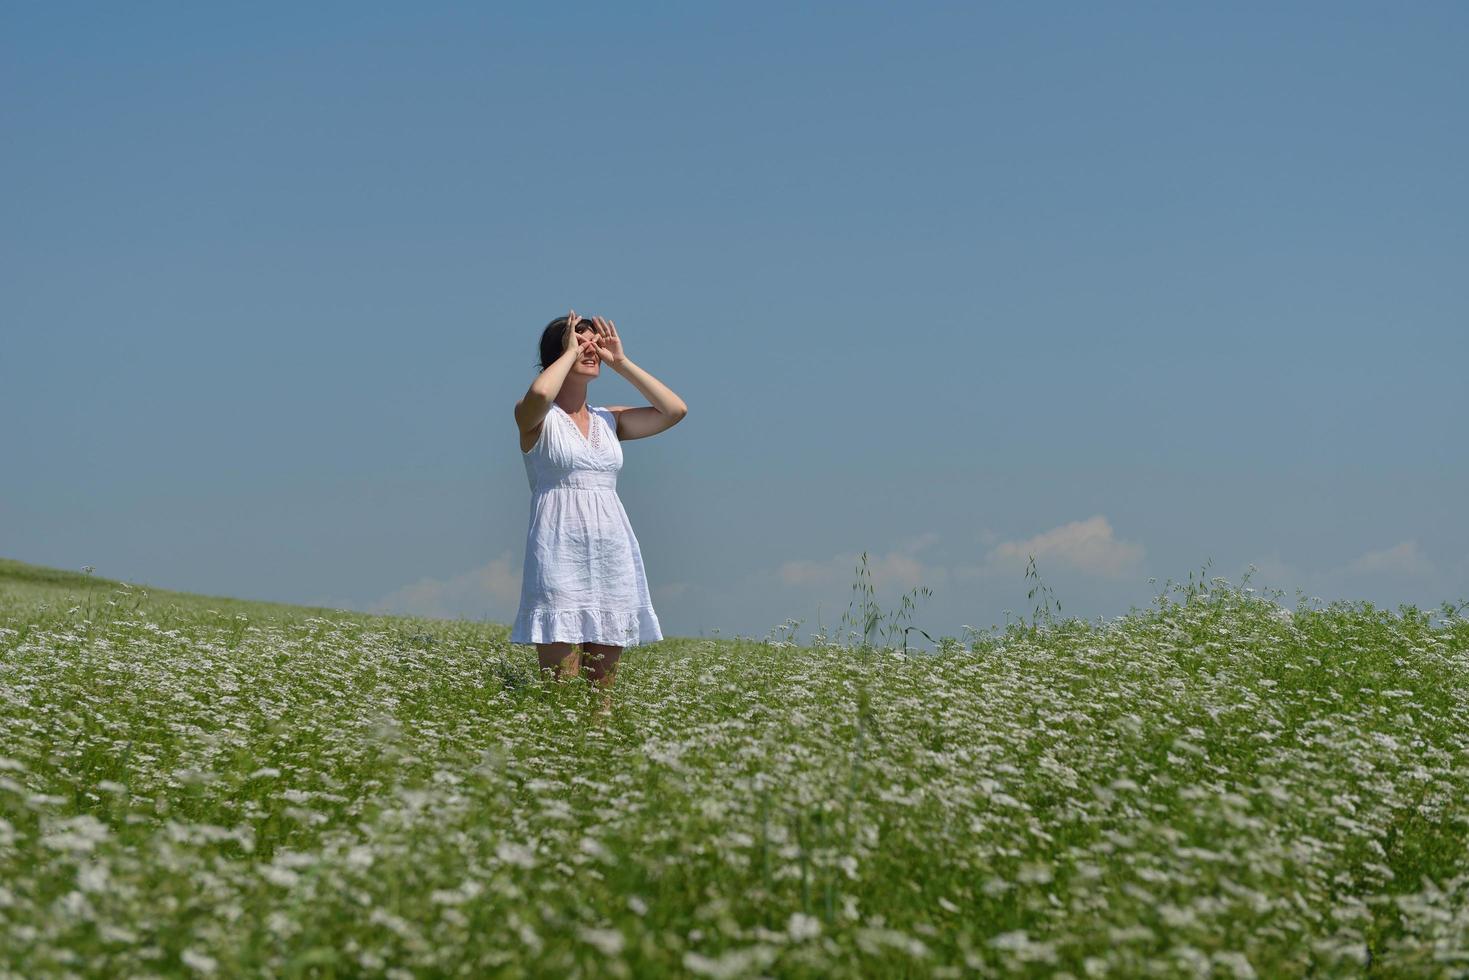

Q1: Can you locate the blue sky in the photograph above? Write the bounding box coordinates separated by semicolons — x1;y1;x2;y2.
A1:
4;2;1466;643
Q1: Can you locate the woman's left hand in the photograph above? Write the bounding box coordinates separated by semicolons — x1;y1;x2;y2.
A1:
591;316;627;367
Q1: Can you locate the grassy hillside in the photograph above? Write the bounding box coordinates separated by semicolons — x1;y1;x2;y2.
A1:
0;558;380;626
2;557;1467;976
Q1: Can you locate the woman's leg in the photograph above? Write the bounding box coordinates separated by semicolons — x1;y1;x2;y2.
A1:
580;643;623;688
535;642;581;681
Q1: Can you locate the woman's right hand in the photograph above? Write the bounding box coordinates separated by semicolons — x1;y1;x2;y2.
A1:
562;309;594;360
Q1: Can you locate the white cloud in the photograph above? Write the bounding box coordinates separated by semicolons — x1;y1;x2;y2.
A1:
1240;542;1441;604
653;581;692;600
774;517;1143;596
777;558;842;588
894;531;942;555
1343;540;1434;577
370;550;522;621
777;549;947;593
984;515;1144;580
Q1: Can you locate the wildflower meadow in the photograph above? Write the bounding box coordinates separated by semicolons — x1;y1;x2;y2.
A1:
1;556;1467;977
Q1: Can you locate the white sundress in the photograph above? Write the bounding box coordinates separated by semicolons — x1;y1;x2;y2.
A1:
510;403;663;647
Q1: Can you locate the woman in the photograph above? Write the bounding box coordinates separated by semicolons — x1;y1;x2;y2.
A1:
511;310;688;689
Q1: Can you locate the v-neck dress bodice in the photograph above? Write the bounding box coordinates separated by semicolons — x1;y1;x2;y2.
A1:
510;404;663;647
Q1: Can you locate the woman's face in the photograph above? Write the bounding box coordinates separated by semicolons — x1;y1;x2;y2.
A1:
570;321;600;377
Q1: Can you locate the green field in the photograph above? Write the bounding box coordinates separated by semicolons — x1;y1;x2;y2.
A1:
2;556;1467;977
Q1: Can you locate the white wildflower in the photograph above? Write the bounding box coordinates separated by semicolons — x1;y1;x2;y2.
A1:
496;841;537;869
787;912;822;941
578;926;625;957
41;814;110;854
180;948;219;975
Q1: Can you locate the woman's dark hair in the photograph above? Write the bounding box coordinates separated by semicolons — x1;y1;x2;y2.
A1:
537;314;591;372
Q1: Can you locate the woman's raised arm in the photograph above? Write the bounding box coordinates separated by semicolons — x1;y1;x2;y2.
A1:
515;311;594;435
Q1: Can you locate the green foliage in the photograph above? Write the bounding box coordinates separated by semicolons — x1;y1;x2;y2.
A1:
2;558;1468;976
1023;554;1062;635
837;551;936;656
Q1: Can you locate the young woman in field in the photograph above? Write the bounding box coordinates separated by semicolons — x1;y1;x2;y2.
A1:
511;310;688;690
